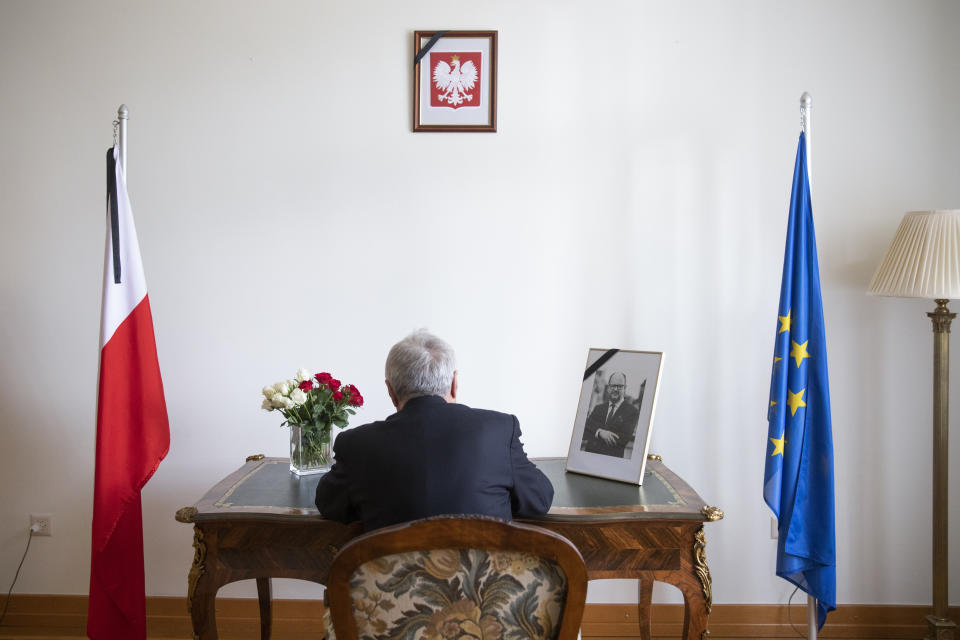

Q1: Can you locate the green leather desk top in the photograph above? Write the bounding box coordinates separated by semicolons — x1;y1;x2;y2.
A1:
180;456;714;524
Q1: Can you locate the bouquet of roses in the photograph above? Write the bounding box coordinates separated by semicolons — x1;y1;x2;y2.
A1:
261;369;363;471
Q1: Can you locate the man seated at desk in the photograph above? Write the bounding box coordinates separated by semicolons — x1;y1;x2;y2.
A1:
315;330;553;531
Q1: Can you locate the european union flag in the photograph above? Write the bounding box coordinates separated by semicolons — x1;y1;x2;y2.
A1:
764;132;836;628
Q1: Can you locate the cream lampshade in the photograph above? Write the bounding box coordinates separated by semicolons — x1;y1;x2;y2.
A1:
868;210;960;298
868;208;959;640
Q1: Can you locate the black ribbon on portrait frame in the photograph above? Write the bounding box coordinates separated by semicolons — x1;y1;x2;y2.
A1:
583;349;619;381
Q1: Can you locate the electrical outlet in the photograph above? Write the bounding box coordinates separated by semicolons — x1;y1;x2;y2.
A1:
770;516;778;540
30;513;52;536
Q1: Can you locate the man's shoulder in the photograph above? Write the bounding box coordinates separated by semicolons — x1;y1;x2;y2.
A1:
335;418;390;445
340;402;517;441
341;404;515;430
586;402;608;417
447;402;516;424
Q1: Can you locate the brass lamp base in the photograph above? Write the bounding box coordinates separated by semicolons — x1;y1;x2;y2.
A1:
926;614;956;640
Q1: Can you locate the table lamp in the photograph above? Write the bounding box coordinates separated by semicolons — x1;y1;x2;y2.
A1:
868;209;959;640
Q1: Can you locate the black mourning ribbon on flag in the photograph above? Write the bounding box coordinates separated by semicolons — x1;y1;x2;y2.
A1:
414;31;448;66
106;147;121;284
583;349;619;381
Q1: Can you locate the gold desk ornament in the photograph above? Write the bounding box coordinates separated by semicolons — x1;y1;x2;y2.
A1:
693;526;713;613
700;505;724;522
647;453;662;462
187;526;207;614
175;506;198;523
246;453;265;462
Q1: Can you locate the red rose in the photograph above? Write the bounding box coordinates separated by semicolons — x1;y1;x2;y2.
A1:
298;380;314;391
329;378;341;392
315;372;333;384
347;385;364;407
332;391;343;402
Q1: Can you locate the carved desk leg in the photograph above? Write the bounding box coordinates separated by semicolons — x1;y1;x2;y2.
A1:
656;565;709;640
682;527;712;640
257;578;273;639
652;525;712;640
187;525;221;640
636;571;654;640
681;590;709;640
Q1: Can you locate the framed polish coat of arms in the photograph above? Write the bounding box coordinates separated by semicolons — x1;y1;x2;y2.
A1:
414;30;497;132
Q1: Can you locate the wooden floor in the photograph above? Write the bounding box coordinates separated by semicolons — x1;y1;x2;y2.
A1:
0;596;956;639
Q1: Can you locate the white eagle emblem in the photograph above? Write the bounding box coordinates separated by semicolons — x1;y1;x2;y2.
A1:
432;55;478;107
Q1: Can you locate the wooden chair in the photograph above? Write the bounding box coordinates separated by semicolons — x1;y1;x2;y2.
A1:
325;515;588;640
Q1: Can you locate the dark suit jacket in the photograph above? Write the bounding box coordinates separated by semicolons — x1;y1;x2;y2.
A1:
314;395;554;531
582;399;640;458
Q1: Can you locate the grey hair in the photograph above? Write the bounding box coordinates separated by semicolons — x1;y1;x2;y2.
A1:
385;330;456;404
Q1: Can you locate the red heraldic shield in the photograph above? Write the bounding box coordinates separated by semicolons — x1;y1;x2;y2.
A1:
430;51;482;109
88;146;169;640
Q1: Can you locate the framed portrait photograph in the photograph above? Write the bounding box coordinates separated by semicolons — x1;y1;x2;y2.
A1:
413;30;497;132
565;348;664;485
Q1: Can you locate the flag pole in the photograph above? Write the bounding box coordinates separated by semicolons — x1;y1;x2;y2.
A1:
799;90;818;640
117;104;128;176
800;92;811;183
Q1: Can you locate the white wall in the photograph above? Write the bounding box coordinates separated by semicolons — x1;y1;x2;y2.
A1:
1;0;958;608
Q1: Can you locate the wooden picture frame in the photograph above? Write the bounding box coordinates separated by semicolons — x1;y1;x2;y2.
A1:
413;30;497;132
565;348;664;485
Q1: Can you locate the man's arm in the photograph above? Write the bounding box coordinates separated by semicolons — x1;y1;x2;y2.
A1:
584;404;605;437
585;404;621;447
508;417;554;516
314;437;358;523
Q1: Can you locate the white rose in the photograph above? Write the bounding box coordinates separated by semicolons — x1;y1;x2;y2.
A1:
290;388;307;405
261;386;275;399
270;393;286;408
261;398;274;411
296;368;312;383
282;397;295;410
273;381;290;396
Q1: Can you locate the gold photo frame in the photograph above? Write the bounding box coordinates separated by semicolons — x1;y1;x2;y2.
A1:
565;348;664;485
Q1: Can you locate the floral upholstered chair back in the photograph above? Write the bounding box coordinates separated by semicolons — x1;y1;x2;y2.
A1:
325;516;588;640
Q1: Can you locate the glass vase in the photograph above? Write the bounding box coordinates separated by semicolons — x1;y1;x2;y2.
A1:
290;424;332;476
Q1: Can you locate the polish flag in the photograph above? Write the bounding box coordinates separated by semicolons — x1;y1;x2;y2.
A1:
88;146;169;639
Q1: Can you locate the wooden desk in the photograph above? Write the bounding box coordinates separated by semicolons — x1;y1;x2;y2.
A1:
176;456;723;640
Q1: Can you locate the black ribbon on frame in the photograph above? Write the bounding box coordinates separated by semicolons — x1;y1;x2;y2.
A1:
106;147;121;284
583;349;619;381
414;31;447;66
